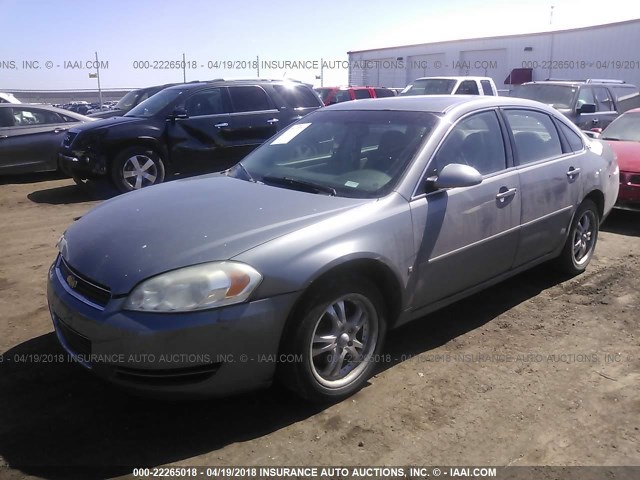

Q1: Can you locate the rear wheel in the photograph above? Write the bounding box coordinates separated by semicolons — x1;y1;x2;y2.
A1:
278;277;387;402
556;199;599;275
111;147;165;193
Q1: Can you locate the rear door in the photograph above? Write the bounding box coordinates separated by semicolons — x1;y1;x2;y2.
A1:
224;85;281;160
409;109;521;308
503;108;582;267
0;106;71;174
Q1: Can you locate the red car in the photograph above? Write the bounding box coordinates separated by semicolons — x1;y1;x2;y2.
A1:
601;108;640;210
314;86;395;106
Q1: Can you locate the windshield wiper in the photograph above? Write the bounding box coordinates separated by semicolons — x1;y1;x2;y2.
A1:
261;176;336;196
601;137;620;141
235;162;256;182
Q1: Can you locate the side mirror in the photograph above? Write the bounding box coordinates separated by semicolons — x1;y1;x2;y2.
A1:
577;103;596;114
429;163;483;190
169;107;188;119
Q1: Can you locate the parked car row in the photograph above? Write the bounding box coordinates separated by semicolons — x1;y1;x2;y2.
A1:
48;95;619;401
2;75;639;212
59;79;324;191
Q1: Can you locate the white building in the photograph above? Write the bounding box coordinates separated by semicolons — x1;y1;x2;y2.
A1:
347;19;640;92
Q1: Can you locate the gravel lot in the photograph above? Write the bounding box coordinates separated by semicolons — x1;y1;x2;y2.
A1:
0;173;638;478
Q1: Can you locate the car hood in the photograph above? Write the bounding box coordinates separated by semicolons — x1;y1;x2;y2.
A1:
606;140;640;172
69;115;145;134
60;175;369;294
88;109;126;119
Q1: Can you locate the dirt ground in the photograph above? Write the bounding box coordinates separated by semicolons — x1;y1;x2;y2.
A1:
0;173;638;479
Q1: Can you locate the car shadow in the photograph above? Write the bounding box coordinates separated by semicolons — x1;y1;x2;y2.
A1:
28;179;118;205
0;265;565;479
0;171;67;185
601;209;640;237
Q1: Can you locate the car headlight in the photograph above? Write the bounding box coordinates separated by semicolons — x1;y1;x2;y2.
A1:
124;262;262;312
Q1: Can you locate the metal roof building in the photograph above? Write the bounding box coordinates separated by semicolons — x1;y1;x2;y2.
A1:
347;18;640;91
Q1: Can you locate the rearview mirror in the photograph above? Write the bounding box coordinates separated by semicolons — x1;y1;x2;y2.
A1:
577;103;596;114
430;163;483;190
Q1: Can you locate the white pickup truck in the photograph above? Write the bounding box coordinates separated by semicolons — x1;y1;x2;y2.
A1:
400;76;499;96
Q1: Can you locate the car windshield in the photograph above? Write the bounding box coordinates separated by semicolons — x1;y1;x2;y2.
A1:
230;109;439;199
115;90;143;110
400;79;457;96
125;88;184;118
511;84;577;109
601;112;640;142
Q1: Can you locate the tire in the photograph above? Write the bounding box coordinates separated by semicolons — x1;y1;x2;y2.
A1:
110;147;165;193
556;199;599;275
278;276;387;402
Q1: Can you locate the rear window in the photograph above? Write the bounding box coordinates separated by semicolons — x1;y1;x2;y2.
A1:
455;80;480;95
273;85;322;108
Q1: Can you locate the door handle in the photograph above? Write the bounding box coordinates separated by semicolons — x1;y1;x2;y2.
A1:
0;134;7;139
266;118;279;125
566;167;581;178
496;187;517;202
214;122;229;128
53;127;68;133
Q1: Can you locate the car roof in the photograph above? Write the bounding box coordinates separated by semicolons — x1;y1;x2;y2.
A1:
163;79;308;91
323;95;555;114
522;80;635;87
413;76;493;81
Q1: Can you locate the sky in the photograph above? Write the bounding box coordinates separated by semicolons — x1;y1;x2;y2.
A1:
1;0;640;90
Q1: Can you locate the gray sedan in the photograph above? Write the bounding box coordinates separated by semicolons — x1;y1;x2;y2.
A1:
0;104;92;175
47;96;619;402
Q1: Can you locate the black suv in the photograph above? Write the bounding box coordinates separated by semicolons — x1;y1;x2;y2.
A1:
59;79;323;192
88;83;178;119
511;79;640;130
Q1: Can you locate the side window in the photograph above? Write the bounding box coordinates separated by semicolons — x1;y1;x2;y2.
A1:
353;89;372;100
0;108;14;127
184;88;227;117
577;87;595;108
13;108;61;126
374;88;394;98
431;110;506;176
228;86;272;113
557;121;584;152
455;80;480;95
272;85;321;108
480;80;494;95
505;110;563;164
593;87;613;111
611;86;640;112
334;90;352;103
61;114;81;123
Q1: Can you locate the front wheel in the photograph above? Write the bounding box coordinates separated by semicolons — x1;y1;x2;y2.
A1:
111;147;165;193
556;199;599;275
278;277;387;402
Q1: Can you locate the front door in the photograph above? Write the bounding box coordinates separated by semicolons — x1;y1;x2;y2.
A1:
409;109;521;309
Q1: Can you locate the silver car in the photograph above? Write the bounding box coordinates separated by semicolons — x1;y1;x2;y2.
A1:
47;96;619;402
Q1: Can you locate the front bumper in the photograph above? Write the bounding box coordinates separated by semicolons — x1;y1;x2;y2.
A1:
47;258;299;398
58;152;106;175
